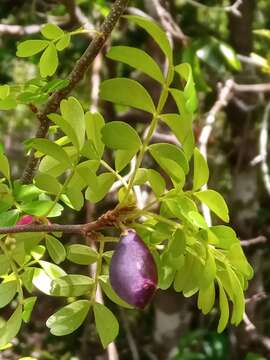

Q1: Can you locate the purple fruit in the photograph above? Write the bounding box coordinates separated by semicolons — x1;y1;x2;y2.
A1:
109;229;157;309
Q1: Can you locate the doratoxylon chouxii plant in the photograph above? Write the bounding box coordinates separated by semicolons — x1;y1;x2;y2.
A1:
0;4;253;350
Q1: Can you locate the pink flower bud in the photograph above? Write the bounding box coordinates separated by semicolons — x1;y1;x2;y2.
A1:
17;215;34;226
109;229;157;309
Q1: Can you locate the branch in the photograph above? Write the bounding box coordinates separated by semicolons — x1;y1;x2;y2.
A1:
240;235;268;247
149;0;187;43
20;0;129;184
233;82;270;93
0;206;134;236
185;0;243;16
0;24;42;36
198;79;234;226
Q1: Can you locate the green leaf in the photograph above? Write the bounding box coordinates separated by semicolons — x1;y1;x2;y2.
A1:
124;15;173;63
93;302;119;348
147;169;166;197
0;255;10;276
34;172;62;194
46;235;66;264
41;23;64;40
31;139;71;168
39;43;58;77
201;250;216;287
174;253;199;295
198;281;215;315
0;96;17;110
31;245;46;260
0;280;17;308
0;305;22;347
227;267;245;325
101;121;141;150
43;78;69;93
254;29;270;40
75;160;98;188
0;184;13;213
210;225;238;249
48;113;79;150
148;143;189;183
46;300;90;336
158;263;176;290
85;112;105;159
0;153;10;180
174;63;198;113
228;243;253;280
64;186;84;211
115;149;136;172
0;85;10;99
107;46;164;84
67;244;98;265
99;275;133;309
100;78;155;113
217;280;229;333
85;173;115;203
0;210;19;227
32;268;53;295
22;297;37;323
60;97;85;150
169;228;186;257
193;148;209;190
39;260;66;278
20;200;63;217
160;113;194;159
13;182;42;202
16;40;49;57
187;211;208;229
56;34;71;51
219;42;241;71
194;190;229;223
51;275;94;297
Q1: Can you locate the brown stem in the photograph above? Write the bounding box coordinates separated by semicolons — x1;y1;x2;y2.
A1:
0;205;134;236
20;0;129;184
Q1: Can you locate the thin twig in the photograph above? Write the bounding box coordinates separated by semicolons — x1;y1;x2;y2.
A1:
240;236;267;247
233;83;270;93
150;0;187;43
0;206;134;236
20;0;129;184
185;0;242;16
245;292;267;304
198;79;234;226
0;24;42;36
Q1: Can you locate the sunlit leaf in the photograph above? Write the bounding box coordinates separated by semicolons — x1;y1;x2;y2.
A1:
100;78;155;113
107;46;164;83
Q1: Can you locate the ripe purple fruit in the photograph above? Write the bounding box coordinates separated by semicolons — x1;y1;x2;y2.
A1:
109;229;157;309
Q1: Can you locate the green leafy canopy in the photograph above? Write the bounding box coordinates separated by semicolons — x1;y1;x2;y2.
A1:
0;14;253;351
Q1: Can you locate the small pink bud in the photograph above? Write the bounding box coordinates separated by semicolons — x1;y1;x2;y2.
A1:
17;215;34;226
109;229;158;309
